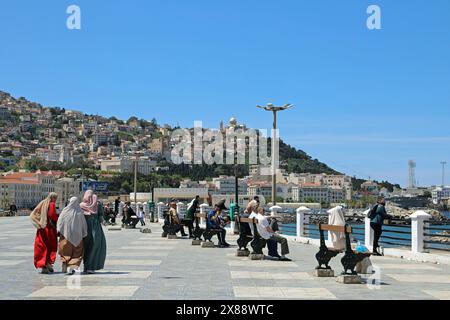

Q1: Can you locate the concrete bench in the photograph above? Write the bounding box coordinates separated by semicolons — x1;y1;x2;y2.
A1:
315;223;372;282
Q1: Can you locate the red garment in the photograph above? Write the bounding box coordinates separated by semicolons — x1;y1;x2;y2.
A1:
34;201;58;269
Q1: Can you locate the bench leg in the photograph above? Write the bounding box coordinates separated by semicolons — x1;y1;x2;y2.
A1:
341;251;361;275
315;246;339;270
250;238;266;255
237;234;252;251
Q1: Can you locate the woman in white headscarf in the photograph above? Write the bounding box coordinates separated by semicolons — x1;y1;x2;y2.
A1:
327;206;346;250
57;197;88;274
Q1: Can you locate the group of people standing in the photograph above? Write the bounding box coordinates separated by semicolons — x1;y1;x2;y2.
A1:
30;190;107;275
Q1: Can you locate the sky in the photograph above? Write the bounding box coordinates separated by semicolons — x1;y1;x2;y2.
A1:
0;0;449;187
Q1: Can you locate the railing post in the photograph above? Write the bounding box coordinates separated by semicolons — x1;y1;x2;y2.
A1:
411;210;432;254
177;202;185;219
269;205;282;217
364;209;374;251
296;206;311;238
200;203;209;225
157;202;165;223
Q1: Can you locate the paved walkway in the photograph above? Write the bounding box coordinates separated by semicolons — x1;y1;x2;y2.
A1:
1;217;449;300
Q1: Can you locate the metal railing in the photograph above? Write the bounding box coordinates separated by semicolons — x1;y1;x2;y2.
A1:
423;220;450;252
299;212;412;248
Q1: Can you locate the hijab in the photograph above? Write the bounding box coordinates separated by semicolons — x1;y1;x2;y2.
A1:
30;192;58;229
80;189;98;215
57;197;88;247
327;206;346;245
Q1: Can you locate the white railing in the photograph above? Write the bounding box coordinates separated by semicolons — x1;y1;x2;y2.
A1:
155;200;444;256
295;206;437;255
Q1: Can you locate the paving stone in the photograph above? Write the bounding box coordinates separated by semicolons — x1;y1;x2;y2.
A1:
2;216;450;300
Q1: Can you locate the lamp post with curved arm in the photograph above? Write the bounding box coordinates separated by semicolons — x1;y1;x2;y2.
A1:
256;103;294;205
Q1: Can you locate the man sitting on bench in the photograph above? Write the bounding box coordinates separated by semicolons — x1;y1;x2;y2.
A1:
255;207;292;261
168;199;188;237
207;200;230;248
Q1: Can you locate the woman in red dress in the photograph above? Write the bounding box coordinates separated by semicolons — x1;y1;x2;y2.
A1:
30;192;59;274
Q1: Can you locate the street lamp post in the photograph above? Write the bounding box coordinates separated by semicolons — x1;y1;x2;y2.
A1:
134;158;138;209
256;103;294;206
133;154;143;211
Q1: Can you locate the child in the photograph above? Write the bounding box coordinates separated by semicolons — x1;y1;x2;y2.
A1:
138;206;146;226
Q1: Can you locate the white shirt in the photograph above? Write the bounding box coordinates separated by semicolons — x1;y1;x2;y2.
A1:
256;213;273;240
248;212;257;235
137;210;145;218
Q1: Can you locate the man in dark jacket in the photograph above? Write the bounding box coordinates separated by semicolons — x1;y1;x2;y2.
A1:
9;204;17;217
370;197;392;256
185;195;199;238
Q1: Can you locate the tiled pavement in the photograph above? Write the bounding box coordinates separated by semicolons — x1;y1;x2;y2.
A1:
0;217;449;300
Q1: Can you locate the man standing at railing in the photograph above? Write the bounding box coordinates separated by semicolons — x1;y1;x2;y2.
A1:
370;197;392;256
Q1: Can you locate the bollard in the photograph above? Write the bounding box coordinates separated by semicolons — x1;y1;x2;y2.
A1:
269;205;282;217
296;206;311;239
157;202;165;223
411;210;432;254
199;203;209;226
364;209;374;251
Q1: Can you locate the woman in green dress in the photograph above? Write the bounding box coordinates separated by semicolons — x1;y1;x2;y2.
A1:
80;190;107;274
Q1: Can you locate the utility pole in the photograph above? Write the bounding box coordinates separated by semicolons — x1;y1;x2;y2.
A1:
134;156;138;210
256;103;294;205
441;161;447;187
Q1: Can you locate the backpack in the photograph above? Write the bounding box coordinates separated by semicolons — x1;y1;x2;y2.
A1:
368;205;378;219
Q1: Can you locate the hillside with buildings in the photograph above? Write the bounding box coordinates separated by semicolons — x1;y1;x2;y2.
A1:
2;90;442;212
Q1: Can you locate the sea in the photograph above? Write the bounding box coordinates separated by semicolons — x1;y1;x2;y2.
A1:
279;211;450;251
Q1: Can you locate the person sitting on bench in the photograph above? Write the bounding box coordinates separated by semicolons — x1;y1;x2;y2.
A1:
328;206;346;251
104;203;116;225
255;207;292;261
267;214;283;259
124;202;140;228
244;200;258;235
168;200;188;237
207;200;230;248
9;204;17;217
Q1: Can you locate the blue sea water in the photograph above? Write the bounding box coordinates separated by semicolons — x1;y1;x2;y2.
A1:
280;214;450;250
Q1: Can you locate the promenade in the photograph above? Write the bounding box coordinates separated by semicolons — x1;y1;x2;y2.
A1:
1;217;449;300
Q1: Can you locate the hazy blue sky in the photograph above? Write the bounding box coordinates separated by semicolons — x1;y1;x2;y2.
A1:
1;0;449;187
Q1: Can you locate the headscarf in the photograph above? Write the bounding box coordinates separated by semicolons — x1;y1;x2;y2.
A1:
57;197;88;247
80;189;98;215
30;192;58;229
327;206;346;247
246;200;259;214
